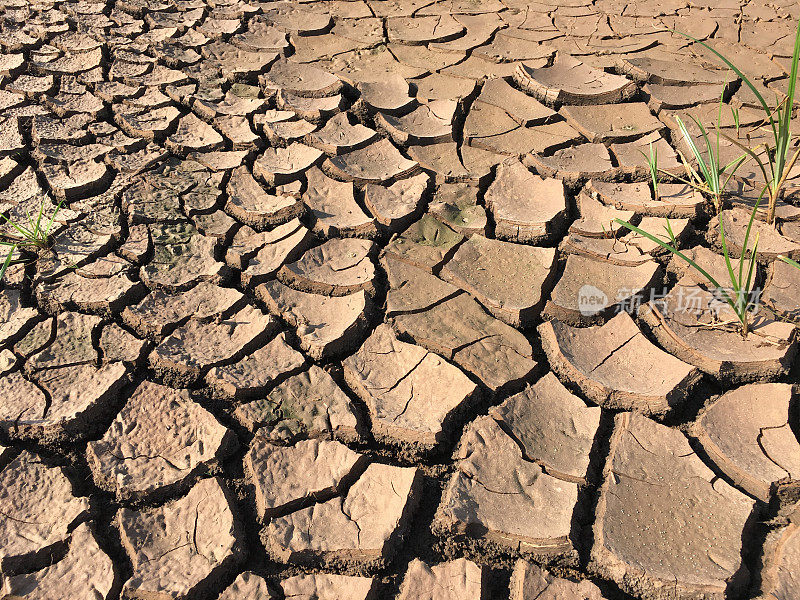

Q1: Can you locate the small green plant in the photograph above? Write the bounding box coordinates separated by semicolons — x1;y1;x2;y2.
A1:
640;141;660;200
616;193;764;339
672;92;747;214
0;197;62;281
681;20;800;225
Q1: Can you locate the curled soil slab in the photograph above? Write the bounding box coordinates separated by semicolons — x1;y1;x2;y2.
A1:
263;118;318;145
225;165;304;230
17;309;96;364
253;142;324;186
356;75;414;114
214;116;259;148
526;143;615;183
0;451;89;574
586;179;703;218
560;102;664;143
36;259;145;316
237;219;315;288
276;90;343;122
302;167;377;237
323;138;419;184
234;365;361;443
408;141;499;183
383;254;461;317
121;282;245;341
343;324;479;453
763;258;800;323
87;380;235;502
246;437;368;519
490;372;601;483
0;522;115;600
513;54;637;106
364;172;429;232
377;101;455;146
643;82;726;112
256;280;372;360
561;224;685;266
570;191;635;238
484;159;567;245
280;573;379;600
0;289;40;349
118;477;245;600
264;462;421;571
618;56;730;86
694;383;799;504
544;253;661;325
262;60;342;98
140;222;227;292
464;102;582;157
40;158;113;201
19;362;128;442
166;113;223;154
2;2;799;597
590;412;756;600
37;223;116;280
386;15;464;45
439;234;557;326
640;276;799;383
539;312;702;418
510;560;609;600
307;112;379;155
149;303;278;386
608;132;683;177
205;331;306;399
435;416;580;564
392;292;537;393
710;208;800;260
218;571;277;599
475;78;556;126
278;238;376;296
760;507;800;600
397;558;487;600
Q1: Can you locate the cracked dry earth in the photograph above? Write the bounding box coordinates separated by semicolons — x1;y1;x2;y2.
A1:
3;0;800;599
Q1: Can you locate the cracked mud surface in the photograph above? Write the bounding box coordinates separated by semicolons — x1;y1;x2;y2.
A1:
1;0;800;598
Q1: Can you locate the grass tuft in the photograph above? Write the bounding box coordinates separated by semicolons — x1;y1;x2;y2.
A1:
0;197;63;282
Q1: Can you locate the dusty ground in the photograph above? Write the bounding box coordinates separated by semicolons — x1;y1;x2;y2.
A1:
1;0;800;598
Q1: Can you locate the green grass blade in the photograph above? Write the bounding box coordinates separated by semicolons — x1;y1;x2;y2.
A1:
779;255;800;269
738;189;764;284
616;218;741;318
719;131;771;189
0;247;15;282
677;116;713;188
675;30;778;143
616;219;725;289
42;199;63;240
0;213;35;239
665;218;677;245
744;232;760;301
718;217;742;307
782;20;800;143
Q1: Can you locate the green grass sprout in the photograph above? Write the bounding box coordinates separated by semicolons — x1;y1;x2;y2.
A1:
0;197;63;282
679;20;800;225
616;191;765;338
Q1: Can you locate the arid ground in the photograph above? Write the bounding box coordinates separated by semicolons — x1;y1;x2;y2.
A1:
1;0;799;598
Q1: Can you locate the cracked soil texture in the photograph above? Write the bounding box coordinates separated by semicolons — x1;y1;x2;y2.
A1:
0;0;799;598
